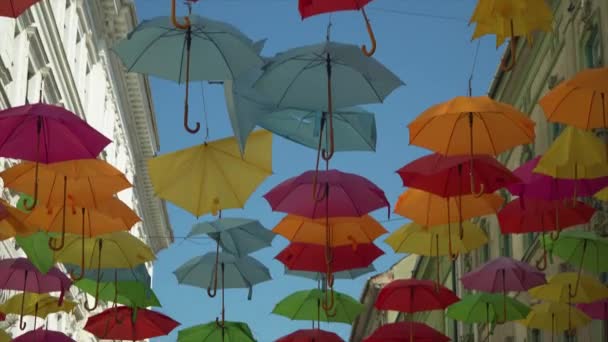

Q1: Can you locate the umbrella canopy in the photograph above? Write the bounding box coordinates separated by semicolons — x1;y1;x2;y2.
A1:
447;292;530;324
519;302;591;332
0;199;35;240
74;279;160;308
498;198;595;234
394;188;503;226
374;279;459;313
298;0;373;18
577;298;608;320
0;258;71;297
529;273;608;304
276;242;383;273
542;230;608;274
397;153;519;196
507;156;608;200
148;130;272;217
187;218;275;257
84;307;180;340
534;126;608;179
0;293;76;318
273;214;386;247
259;107;377;152
264;169;390;219
12;329;75;342
178;321;255;342
276;329;344;342
15;232;55;274
62;264;151;285
461;256;546;292
0;0;40;18
284;266;375;281
539;67;608;129
272;289;363;324
173;252;271;295
385;222;487;256
363;322;450;342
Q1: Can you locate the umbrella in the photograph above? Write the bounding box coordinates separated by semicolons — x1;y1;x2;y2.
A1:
363;322;450;342
541;230;608;275
0;103;111;209
259;107;377;152
0;199;35;240
276;242;383;273
12;329;75;342
284;266;375;281
0;0;40;17
539;67;608;130
253;41;402;160
595;187;608;201
0;258;71;330
0;293;76;329
148;130;272;217
461;256;546;293
397;153;520;196
276;329;343;342
113;5;264;134
177;321;255;342
298;0;377;56
408;96;534;192
529;273;608;304
273;214;387;247
264;169;390;219
187;218;275;257
374;279;459;313
74;279;160;308
53;232;155;309
15;232;55;274
84;307;180;340
62;264;151;286
272;289;364;324
447;293;529;326
577;298;608;320
469;0;553;70
507;156;608;200
519;302;591;339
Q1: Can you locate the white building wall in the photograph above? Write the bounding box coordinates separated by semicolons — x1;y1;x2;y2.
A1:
0;0;172;339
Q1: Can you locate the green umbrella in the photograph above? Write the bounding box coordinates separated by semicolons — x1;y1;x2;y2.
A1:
177;321;256;342
258;107;377;152
74;279;160;308
447;293;530;326
187;218;275;258
272;289;363;325
15;232;54;274
541;230;608;274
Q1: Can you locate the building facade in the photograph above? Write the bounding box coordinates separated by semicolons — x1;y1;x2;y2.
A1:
350;0;607;341
0;0;172;339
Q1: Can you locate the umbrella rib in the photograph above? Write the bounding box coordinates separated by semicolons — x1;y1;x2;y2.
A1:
191;32;238;79
475;113;499;155
123;30;178;74
546;86;578;122
585;90;596;129
206;148;245;207
253;53;321;87
274;60;324;108
333;61;384;103
0;116;33;156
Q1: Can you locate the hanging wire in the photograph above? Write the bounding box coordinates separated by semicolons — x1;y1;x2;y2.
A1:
468;39;482;96
368;7;468;22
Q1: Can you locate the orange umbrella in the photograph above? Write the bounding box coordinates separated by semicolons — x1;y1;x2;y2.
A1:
539;67;608;130
408;96;535;193
0;199;36;240
272;214;387;247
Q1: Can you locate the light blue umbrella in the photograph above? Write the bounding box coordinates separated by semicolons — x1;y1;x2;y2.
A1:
187;218;275;257
173;252;271;299
253;40;403;159
112;15;264;134
258;107;377;151
284;265;376;281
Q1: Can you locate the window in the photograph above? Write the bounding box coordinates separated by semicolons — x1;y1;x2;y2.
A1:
584;25;602;68
520;144;534;164
479;219;490;262
529;329;542;342
501;234;512;257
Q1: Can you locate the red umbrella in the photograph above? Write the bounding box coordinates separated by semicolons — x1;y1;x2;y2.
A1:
263;169;390;219
276;242;383;273
84;306;180;341
12;329;76;342
0;0;40;18
397;153;520;197
298;0;377;56
374;279;459;313
363;322;450;342
276;329;344;342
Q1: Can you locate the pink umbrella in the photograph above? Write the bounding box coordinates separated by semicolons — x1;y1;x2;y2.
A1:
363;322;450;342
507;156;608;200
263;169;390;219
276;329;344;342
578;299;608;341
0;258;72;330
12;328;75;342
0;103;111;209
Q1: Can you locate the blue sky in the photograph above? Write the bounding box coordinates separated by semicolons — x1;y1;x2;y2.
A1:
131;0;504;340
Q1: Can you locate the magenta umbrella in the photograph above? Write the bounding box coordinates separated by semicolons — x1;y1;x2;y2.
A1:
0;103;111;209
578;299;608;341
0;258;72;330
12;328;75;342
263;169;390;219
507;156;608;200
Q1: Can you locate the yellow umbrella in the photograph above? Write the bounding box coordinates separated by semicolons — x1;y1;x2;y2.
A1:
0;331;8;342
470;0;553;70
529;273;608;304
53;231;155;311
519;302;591;338
594;187;608;201
148;130;272;217
0;199;36;240
0;293;76;330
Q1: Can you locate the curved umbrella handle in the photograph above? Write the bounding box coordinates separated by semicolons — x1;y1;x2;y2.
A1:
49;176;69;251
171;0;191;29
207;242;220;298
535;248;548;271
321;53;335;161
550;207;561;240
321;287;335;312
24;118;42;210
84;240;103;311
360;8;377;57
19;272;28;330
500;21;517;71
469;167;485;197
182;28;200;135
69;209;87;281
